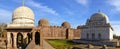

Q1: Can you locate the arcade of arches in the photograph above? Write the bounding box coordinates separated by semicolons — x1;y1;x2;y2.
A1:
7;30;35;49
86;33;102;40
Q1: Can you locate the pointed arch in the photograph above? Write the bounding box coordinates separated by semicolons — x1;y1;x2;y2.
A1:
66;29;69;39
35;31;40;45
17;32;23;48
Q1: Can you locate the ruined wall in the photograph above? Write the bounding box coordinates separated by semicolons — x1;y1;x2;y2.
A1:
32;26;81;40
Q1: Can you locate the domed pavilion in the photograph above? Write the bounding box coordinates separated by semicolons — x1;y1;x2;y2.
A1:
6;1;34;48
81;11;113;40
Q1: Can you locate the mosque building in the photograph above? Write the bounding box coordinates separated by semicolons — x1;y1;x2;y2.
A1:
75;11;118;46
81;11;113;40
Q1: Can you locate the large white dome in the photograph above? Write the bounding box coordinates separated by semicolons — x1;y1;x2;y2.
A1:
90;12;109;23
12;6;34;24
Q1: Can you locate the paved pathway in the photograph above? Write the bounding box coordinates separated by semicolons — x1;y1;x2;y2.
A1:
34;45;42;49
26;40;36;49
26;40;55;49
42;40;55;49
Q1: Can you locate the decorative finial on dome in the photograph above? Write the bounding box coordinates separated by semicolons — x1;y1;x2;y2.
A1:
22;0;24;6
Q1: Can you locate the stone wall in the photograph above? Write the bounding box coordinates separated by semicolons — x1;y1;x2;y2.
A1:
32;26;81;40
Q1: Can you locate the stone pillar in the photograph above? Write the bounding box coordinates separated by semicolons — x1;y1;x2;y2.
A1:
32;31;35;41
23;33;27;39
40;31;42;46
13;33;17;48
7;32;11;48
23;33;27;44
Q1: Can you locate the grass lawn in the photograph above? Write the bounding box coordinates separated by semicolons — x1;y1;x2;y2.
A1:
46;39;81;49
47;39;118;49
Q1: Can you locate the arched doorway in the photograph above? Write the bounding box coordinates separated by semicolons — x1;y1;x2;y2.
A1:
66;29;69;39
17;32;23;48
10;33;14;47
35;32;40;45
98;33;101;40
92;33;95;40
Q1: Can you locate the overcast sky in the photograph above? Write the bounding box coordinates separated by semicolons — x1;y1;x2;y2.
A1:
0;0;120;35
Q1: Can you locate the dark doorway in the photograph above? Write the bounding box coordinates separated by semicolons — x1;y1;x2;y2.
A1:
87;33;89;39
10;33;14;47
98;33;101;40
35;32;40;45
92;33;95;40
66;29;69;39
17;32;23;48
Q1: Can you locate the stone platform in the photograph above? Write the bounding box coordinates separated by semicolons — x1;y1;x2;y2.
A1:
72;39;119;46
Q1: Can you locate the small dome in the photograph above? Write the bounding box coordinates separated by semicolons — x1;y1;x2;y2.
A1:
62;22;71;28
38;18;50;27
12;6;34;24
90;12;109;23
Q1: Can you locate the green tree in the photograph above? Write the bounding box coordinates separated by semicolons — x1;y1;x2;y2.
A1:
0;23;7;37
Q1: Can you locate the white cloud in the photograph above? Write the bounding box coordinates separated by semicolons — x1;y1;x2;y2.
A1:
108;0;120;12
107;1;120;35
113;25;120;35
0;9;11;17
75;0;88;6
27;0;59;16
110;21;120;35
12;0;59;16
0;9;12;23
